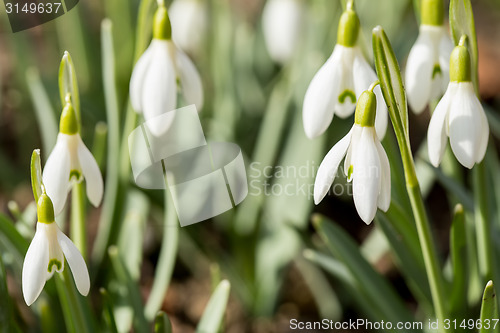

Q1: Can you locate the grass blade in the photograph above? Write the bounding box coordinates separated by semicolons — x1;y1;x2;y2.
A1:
480;281;499;333
154;311;173;333
196;280;231;333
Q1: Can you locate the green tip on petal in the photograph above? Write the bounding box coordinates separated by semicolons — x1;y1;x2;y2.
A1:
337;9;360;47
59;97;78;135
153;5;172;40
450;44;471;82
37;193;55;224
421;0;444;26
354;90;377;127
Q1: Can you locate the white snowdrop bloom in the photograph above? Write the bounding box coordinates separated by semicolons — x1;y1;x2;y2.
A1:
262;0;303;64
428;41;489;169
22;193;90;306
405;0;453;114
43;101;103;215
130;4;203;136
314;90;390;224
302;5;388;140
169;0;207;55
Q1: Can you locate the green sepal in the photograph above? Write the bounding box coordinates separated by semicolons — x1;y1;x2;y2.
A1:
450;44;472;82
153;6;172;40
37;193;55;224
421;0;444;26
354;91;377;127
337;9;360;47
60;98;78;135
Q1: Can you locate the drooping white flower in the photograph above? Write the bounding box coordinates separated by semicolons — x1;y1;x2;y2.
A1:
302;5;388;140
169;0;207;55
43;101;103;215
428;42;489;169
314;90;390;224
405;0;453;114
262;0;303;64
130;4;203;136
22;193;90;306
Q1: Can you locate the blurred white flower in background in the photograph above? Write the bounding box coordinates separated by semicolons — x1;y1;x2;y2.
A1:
262;0;304;64
405;0;453;114
302;4;388;140
428;41;489;169
130;4;203;136
22;193;90;306
169;0;207;55
314;90;390;224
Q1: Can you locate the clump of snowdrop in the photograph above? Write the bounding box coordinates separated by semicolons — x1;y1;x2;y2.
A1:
169;0;207;55
302;1;388;140
314;85;390;224
427;36;489;169
43;96;103;215
262;0;304;64
405;0;453;114
130;2;203;136
22;191;90;306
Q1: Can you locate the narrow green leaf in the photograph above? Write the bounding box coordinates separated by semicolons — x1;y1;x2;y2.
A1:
58;51;81;127
449;204;468;316
100;288;119;333
30;149;43;203
480;281;499;333
412;0;422;24
154;311;173;333
26;68;58;159
313;214;414;323
108;246;149;333
372;26;409;138
449;0;479;93
0;256;13;333
196;280;231;333
92;122;108;171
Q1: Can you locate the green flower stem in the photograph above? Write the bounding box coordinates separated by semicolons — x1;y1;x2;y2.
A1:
474;161;493;282
71;182;87;258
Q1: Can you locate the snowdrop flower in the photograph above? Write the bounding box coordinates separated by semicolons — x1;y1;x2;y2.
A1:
303;3;388;140
22;193;90;306
405;0;453;114
428;38;489;169
314;87;390;224
43;99;103;215
169;0;207;55
130;4;203;136
262;0;303;64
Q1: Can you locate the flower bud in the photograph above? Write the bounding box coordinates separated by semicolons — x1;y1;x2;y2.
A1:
59;100;78;135
153;6;172;40
354;90;377;127
37;193;55;224
449;44;471;82
337;9;360;47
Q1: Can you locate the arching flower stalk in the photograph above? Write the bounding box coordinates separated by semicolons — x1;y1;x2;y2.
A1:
405;0;453;114
303;1;388;140
43;96;103;215
130;3;203;136
314;85;390;224
428;36;489;169
22;191;90;306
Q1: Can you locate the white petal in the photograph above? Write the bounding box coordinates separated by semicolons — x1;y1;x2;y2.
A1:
43;134;71;215
375;139;391;211
76;136;103;207
438;33;453;93
449;83;483;169
142;40;178;136
352;127;381;224
58;229;90;296
373;85;388;139
475;99;489;164
405;29;434;114
22;223;49;306
262;0;303;64
314;128;353;204
353;48;377;98
335;47;356;118
427;83;454;167
343;125;362;180
129;42;155;112
302;45;343;139
169;0;207;54
175;47;204;111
